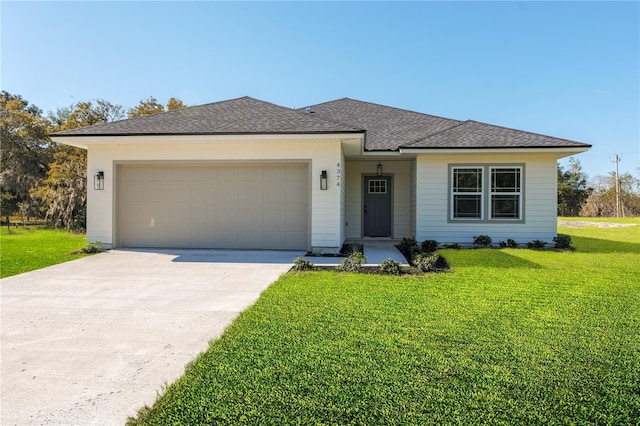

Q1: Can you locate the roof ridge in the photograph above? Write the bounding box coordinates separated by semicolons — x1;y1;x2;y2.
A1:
404;119;470;147
307;97;463;123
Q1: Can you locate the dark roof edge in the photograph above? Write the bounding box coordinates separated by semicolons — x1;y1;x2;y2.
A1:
398;144;593;150
50;130;366;138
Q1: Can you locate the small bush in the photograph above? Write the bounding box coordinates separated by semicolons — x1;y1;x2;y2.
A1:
473;235;492;248
337;251;367;272
73;241;106;255
413;253;450;273
292;257;315;271
553;234;572;250
527;240;547;249
420;239;439;253
379;258;401;275
398;237;418;254
499;239;518;249
442;243;461;249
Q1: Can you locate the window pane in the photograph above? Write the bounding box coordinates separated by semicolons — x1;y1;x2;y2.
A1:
368;179;387;193
454;195;482;218
492;168;520;192
491;195;520;218
454;168;482;192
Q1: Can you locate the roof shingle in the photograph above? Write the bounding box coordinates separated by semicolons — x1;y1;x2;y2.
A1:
52;96;362;136
52;95;591;151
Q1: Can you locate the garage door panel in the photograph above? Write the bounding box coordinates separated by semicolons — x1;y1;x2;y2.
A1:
119;164;308;249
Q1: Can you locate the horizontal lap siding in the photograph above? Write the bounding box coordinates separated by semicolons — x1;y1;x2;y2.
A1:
416;154;558;243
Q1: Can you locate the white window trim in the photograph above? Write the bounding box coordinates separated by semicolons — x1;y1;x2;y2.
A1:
448;164;525;223
489;166;522;220
450;167;484;220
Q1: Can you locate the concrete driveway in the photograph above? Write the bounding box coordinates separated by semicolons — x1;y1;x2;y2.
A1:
1;249;302;425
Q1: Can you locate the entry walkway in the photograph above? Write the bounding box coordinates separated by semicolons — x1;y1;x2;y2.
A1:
305;240;408;266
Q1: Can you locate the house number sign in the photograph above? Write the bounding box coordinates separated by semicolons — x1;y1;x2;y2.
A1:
336;163;342;187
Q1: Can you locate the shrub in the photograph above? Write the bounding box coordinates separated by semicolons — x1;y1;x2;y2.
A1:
442;243;461;249
499;238;518;249
292;257;315;271
398;237;418;254
527;240;547;249
337;251;367;272
473;235;492;248
553;234;572;250
413;253;450;273
420;239;439;253
379;258;401;275
72;241;106;255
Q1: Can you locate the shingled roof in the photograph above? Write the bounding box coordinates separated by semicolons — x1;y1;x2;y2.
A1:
402;120;590;149
52;96;362;136
301;98;462;151
52;96;590;151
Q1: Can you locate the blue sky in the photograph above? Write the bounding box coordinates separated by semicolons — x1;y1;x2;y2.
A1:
2;1;638;179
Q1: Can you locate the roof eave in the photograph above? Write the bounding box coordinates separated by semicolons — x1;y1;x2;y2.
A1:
399;146;591;157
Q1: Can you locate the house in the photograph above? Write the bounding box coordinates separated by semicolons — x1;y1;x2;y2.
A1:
51;97;590;252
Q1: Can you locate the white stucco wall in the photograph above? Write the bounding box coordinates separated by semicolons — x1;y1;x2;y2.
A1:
415;153;559;244
344;160;412;240
85;137;344;250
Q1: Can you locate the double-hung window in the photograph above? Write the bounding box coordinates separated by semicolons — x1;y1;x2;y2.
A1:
452;167;483;219
450;165;523;221
490;167;521;219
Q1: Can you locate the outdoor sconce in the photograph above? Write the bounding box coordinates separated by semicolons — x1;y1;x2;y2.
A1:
320;170;328;190
94;171;104;190
377;162;383;176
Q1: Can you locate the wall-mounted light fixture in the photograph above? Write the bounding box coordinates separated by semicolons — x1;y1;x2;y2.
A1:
94;171;104;190
377;162;383;176
320;170;328;190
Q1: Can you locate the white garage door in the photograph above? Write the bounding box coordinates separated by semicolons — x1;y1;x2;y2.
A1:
118;164;309;249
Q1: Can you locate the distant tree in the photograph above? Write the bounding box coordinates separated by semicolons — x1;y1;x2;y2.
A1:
0;91;52;219
30;146;87;229
166;97;187;111
580;172;640;217
557;158;592;216
51;99;124;130
128;96;165;118
31;99;124;229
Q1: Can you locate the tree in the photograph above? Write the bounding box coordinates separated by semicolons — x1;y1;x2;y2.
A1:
581;172;640;217
31;99;124;229
166;97;187;111
128;96;165;118
557;158;591;216
0;91;52;219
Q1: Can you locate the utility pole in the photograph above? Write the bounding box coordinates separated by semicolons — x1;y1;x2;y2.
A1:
614;153;621;217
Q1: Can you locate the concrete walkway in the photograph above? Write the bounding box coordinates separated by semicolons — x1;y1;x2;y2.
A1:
1;249;303;426
304;239;408;266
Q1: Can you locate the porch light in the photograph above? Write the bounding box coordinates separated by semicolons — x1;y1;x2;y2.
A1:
377;162;383;176
320;170;328;190
94;171;104;190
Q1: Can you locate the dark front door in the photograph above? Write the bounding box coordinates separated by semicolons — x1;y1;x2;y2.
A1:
364;176;392;237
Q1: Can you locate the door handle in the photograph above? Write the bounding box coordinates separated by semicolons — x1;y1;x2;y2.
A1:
364;205;368;216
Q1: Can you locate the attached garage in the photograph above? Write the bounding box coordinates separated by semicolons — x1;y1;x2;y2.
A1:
117;163;309;249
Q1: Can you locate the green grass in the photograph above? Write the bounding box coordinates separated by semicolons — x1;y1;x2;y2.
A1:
0;227;88;278
129;218;640;425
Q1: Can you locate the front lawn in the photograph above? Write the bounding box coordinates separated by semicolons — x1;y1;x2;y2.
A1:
0;227;88;278
130;219;639;424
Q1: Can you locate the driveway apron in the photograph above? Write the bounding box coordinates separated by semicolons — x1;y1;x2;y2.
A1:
1;249;300;425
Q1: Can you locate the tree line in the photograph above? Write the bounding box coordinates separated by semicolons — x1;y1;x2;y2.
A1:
1;92;186;229
1;90;639;231
557;158;640;217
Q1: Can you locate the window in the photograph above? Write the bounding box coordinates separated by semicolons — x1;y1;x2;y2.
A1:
450;165;523;221
368;179;387;194
452;168;483;219
490;167;521;219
